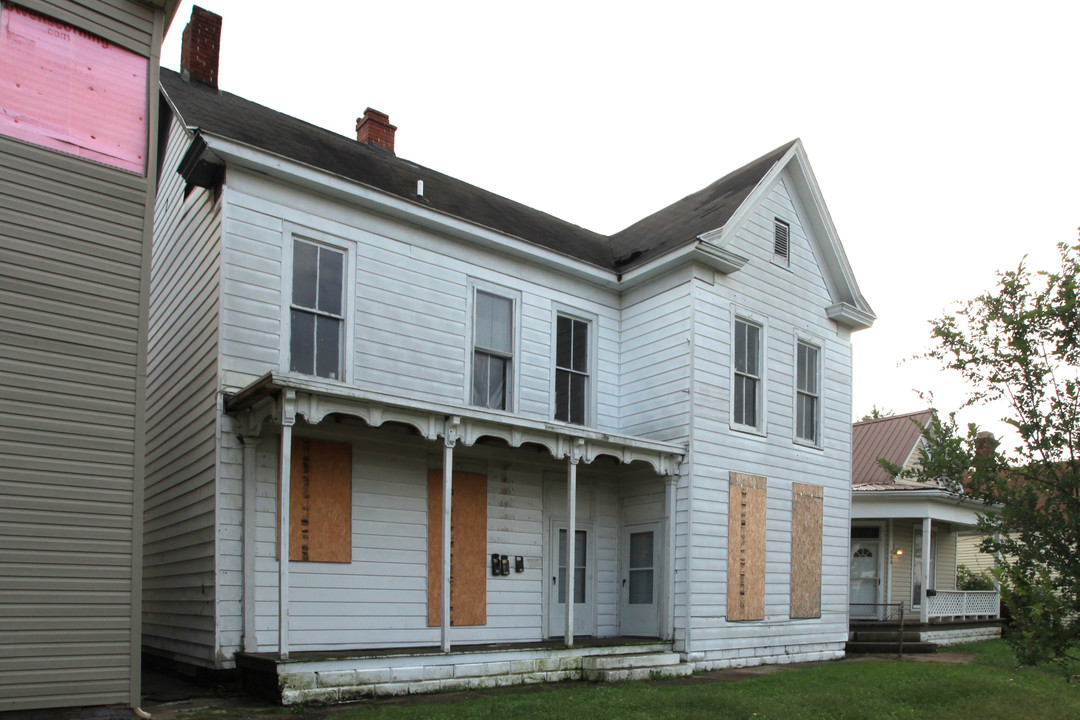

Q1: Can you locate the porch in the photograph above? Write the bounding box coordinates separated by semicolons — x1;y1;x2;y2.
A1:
236;637;688;705
222;375;688;696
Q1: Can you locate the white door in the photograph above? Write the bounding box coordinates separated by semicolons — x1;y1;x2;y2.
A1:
620;523;661;637
849;540;881;619
549;524;593;637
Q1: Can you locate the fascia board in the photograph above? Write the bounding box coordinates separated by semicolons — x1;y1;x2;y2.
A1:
851;490;993;525
198;133;621;289
616;238;749;289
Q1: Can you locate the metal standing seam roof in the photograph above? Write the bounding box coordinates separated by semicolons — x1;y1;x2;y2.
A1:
159;69;794;273
851;410;935;486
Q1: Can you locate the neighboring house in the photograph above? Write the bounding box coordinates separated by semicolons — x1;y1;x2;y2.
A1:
0;0;178;716
849;411;1001;646
146;9;875;704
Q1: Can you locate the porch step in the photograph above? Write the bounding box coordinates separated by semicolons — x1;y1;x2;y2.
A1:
582;652;691;681
852;631;923;643
845;641;937;655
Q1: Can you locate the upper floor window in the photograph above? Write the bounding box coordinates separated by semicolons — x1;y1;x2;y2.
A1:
290;239;344;380
773;218;790;264
472;290;513;410
733;319;762;430
555;315;589;424
796;340;820;444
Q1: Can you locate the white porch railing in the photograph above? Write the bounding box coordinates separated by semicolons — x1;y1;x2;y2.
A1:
927;590;999;620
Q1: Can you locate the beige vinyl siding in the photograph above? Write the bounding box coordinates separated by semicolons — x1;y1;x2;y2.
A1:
0;0;162;710
142;116;222;668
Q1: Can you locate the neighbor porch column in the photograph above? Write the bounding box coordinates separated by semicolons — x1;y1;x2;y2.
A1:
441;417;459;653
663;474;678;642
920;518;932;624
240;433;260;653
565;452;579;647
277;390;296;659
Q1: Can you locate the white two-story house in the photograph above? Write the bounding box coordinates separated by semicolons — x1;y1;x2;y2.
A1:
145;9;874;705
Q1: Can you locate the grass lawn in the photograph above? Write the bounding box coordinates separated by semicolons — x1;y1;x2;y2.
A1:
328;641;1080;720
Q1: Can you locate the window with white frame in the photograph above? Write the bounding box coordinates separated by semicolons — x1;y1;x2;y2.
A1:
555;314;589;424
290;238;345;380
472;290;514;410
733;319;762;429
796;340;820;444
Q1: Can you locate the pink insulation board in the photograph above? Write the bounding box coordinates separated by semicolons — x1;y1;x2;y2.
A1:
0;3;148;174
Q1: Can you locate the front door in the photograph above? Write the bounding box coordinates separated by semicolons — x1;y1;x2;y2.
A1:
548;524;593;636
849;538;881;620
620;523;661;637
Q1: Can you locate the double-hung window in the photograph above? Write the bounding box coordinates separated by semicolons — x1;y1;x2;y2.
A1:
733;319;762;430
472;290;513;410
796;341;820;444
290;239;345;380
555;315;589;424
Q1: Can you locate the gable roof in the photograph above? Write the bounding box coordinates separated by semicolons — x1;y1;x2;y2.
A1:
852;410;935;486
159;70;871;328
609;141;796;268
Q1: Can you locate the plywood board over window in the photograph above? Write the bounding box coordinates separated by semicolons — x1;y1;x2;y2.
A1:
428;471;487;626
790;483;824;618
727;472;766;621
288;437;352;562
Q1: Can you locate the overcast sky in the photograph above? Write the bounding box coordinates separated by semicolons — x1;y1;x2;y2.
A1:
161;1;1079;447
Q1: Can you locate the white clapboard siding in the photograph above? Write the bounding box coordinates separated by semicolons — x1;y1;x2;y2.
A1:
142;117;222;669
685;172;855;658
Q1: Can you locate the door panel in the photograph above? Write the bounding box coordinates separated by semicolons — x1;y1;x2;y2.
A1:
549;524;593;636
620;522;661;637
849;539;881;618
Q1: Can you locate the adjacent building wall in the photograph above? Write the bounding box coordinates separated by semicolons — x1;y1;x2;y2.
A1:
0;0;171;711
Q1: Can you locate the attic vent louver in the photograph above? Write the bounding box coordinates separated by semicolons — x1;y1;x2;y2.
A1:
773;218;790;263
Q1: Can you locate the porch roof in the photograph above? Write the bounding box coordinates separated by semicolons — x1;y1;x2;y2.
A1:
224;372;686;475
851;486;994;526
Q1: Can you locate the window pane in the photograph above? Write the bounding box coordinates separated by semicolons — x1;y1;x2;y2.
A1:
292;241;318;309
318;247;344;316
629;532;653;570
555;368;569;421
572;319;588;372
574;530;586;604
734;375;745;425
472;352;488;406
629;569;653;605
569;372;586;424
556;316;572;369
475;291;512;353
290;309;315;375
473;352;506;410
574;567;586;604
746;323;759;375
734;321;747;374
315;315;341;379
744;377;757;427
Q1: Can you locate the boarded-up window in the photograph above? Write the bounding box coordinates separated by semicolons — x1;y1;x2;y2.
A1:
727;471;766;621
288;437;352;562
790;483;824;618
428;471;487;626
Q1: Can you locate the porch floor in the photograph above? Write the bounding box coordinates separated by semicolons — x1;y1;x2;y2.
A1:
237;637;673;705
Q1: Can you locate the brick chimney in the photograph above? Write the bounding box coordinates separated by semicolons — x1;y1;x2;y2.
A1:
180;6;222;89
356;108;396;154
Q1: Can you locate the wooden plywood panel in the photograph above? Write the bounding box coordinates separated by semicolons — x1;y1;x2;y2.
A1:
428;470;487;626
727;472;766;621
290;437;352;563
790;483;823;619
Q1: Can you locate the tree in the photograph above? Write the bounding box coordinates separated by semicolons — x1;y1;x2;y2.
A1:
900;240;1080;667
858;404;895;422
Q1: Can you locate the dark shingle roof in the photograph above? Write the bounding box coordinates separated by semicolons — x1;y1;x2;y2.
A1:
851;410;935;486
161;69;790;272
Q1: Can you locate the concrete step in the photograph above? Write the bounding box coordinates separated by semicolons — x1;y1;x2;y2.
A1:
582;652;692;682
582;652;682;671
845;641;937;655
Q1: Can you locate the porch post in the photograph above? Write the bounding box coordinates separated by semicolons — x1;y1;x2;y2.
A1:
240;434;259;653
278;390;296;660
920;518;932;624
565;448;580;648
663;474;678;642
441;417;459;653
